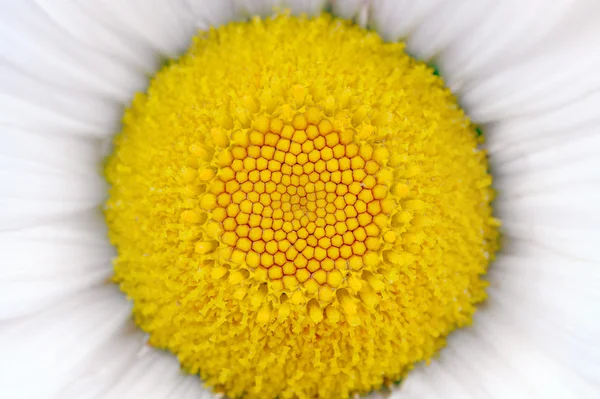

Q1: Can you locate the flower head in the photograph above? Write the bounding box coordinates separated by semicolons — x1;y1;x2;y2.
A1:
105;14;497;398
2;1;599;399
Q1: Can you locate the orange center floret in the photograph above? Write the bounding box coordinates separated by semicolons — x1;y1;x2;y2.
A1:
198;109;393;303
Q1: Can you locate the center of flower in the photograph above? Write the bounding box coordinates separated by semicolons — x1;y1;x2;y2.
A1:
105;13;499;399
194;108;392;317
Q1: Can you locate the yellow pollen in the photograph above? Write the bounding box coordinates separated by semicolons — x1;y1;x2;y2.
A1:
105;14;499;399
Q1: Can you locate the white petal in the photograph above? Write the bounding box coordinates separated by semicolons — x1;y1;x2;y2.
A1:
0;0;242;140
485;89;600;154
487;244;600;386
0;75;121;139
34;0;160;71
331;0;369;26
285;0;328;14
37;0;229;67
438;0;575;89
77;0;198;58
475;295;598;398
54;324;149;399
57;326;209;399
0;62;126;137
0;211;114;319
0;286;132;399
457;1;600;122
370;1;600;123
402;0;498;61
0;4;139;138
369;0;445;42
331;0;362;18
0;164;106;229
0;2;148;103
102;349;210;399
397;301;599;399
233;0;327;16
183;0;241;30
0;169;105;202
0;127;103;175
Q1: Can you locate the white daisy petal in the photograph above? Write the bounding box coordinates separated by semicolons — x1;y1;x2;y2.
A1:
369;0;445;42
438;0;575;89
0;71;121;138
0;164;106;229
401;0;496;62
0;270;111;320
488;132;599;189
502;222;600;263
233;0;328;17
331;0;362;19
183;0;241;30
56;325;207;399
0;212;114;318
0;0;241;140
101;348;209;399
33;0;160;72
78;0;196;58
485;89;600;154
488;244;600;380
331;0;369;26
286;0;329;14
59;334;212;399
0;197;101;231
229;0;275;18
397;330;507;399
476;297;599;399
371;1;599;122
483;77;600;262
53;323;149;399
0;286;131;399
0;169;105;204
398;305;598;399
165;378;213;399
0;127;102;175
458;1;600;122
0;1;148;103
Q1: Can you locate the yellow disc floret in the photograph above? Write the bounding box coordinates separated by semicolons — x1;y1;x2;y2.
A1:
105;14;499;399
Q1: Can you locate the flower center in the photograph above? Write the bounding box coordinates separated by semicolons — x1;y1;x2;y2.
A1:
196;109;393;316
105;13;499;399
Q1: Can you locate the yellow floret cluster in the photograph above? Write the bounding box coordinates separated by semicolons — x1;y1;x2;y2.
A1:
105;14;499;399
201;108;394;315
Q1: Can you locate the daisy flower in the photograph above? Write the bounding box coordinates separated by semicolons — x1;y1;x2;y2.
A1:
1;1;598;399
